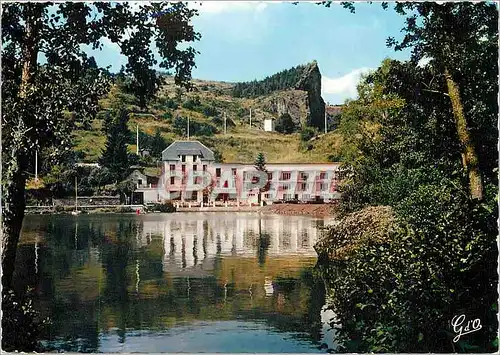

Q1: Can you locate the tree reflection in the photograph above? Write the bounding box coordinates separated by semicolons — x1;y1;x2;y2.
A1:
17;214;330;352
257;217;271;267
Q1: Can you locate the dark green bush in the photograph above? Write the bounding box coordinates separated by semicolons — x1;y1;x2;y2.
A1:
145;202;176;213
162;110;173;121
201;105;218;117
317;182;498;353
2;289;50;352
275;113;296;134
300;126;317;141
164;98;178;109
181;96;201;110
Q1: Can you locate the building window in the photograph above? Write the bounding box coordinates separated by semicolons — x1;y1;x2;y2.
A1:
299;182;307;191
170;177;175;185
193;155;197;162
182;165;186;173
320;172;326;180
170;164;175;171
232;168;237;176
138;179;143;185
181;155;186;162
282;184;289;191
203;165;207;172
193;165;197;171
216;168;221;178
267;172;273;180
300;172;308;180
281;172;291;180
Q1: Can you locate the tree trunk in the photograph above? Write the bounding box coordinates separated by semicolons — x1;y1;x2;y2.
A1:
2;151;28;289
2;4;41;289
444;68;483;201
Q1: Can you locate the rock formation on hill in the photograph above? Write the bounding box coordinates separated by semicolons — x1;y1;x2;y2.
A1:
231;61;326;130
295;61;326;129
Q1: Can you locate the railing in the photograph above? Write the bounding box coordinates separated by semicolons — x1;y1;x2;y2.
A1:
137;184;157;189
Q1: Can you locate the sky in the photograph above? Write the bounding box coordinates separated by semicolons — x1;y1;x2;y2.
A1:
86;1;413;105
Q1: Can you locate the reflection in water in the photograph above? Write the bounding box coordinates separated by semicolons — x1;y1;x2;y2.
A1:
14;213;335;353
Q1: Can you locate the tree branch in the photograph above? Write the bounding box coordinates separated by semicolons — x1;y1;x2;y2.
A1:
422;88;449;97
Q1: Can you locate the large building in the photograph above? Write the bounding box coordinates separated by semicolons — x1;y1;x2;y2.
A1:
132;140;341;205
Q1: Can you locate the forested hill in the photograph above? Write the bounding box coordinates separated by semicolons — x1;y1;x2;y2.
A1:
231;63;310;98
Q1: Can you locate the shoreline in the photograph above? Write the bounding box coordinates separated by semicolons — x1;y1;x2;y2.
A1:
260;203;339;218
25;203;339;218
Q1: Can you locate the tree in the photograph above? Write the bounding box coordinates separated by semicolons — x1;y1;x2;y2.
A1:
254;152;268;205
214;149;224;163
333;2;498;200
386;2;499;201
99;109;131;182
116;179;136;204
150;128;169;158
88;167;113;194
275;113;296;134
1;2;200;290
314;3;498;351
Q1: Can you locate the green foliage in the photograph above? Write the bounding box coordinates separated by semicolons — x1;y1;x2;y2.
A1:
275;113;296;134
165;98;179;109
254;152;267;172
213;149;224;163
116;179;136;204
319;183;498;353
2;289;50;352
172;116;218;137
232;64;308;98
162;110;173;121
99;109;131;182
316;3;498;352
181;96;201;110
201;104;218;117
87;167;113;194
144;202;176;213
151;129;170;158
134;128;170;158
300;127;317;142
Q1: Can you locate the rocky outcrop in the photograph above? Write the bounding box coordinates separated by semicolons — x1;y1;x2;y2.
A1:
257;90;309;128
256;61;326;130
295;61;326;129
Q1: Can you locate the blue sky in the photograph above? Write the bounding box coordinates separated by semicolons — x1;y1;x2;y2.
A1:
87;1;412;104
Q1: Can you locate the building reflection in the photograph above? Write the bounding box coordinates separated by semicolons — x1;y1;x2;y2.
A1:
15;213;336;353
133;213;320;273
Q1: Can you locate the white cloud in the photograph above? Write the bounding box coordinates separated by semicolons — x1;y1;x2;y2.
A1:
322;67;372;101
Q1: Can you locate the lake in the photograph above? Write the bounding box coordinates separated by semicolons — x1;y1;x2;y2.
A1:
13;212;337;353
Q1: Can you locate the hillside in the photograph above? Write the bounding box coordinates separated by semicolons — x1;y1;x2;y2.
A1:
73;62;342;164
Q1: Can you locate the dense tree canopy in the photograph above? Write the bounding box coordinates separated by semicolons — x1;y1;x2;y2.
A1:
316;2;498;353
99;108;131;182
232;64;308;98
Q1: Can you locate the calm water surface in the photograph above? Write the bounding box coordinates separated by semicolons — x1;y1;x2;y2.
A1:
14;212;337;353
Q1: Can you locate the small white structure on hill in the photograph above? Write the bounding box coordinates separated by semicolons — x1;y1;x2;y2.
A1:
264;119;275;132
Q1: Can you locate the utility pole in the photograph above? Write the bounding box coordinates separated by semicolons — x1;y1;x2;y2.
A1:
324;106;328;134
224;112;227;135
249;108;252;128
187;116;190;140
136;124;139;155
75;176;78;212
35;150;38;182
